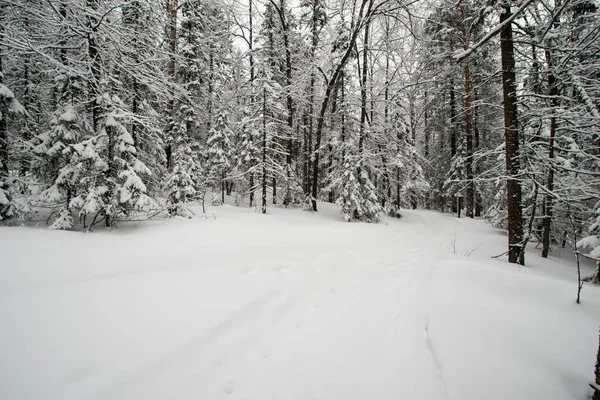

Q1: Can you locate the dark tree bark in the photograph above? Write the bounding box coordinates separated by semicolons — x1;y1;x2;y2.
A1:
249;0;255;207
0;4;8;181
270;1;294;202
328;71;341;204
449;78;458;213
123;3;140;147
464;60;474;218
382;20;392;208
219;178;224;203
449;78;457;158
358;18;369;159
474;95;482;217
424;88;429;157
541;113;556;258
462;6;474;218
500;4;524;265
87;0;101;134
207;52;214;132
541;7;561;258
304;0;321;196
261;87;267;214
165;0;178;169
303;113;311;193
85;0;110;225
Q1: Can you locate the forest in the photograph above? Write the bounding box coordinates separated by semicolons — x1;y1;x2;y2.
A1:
1;1;600;399
0;0;599;271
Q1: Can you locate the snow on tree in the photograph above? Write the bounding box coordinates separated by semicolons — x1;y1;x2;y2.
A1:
328;149;381;223
235;107;261;206
577;205;600;284
0;83;26;220
165;133;203;218
206;113;234;204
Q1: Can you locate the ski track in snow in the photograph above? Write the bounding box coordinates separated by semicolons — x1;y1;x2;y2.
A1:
91;291;288;399
424;317;448;399
1;204;599;400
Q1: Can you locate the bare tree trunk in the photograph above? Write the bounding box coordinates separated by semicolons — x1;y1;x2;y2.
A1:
87;0;101;134
165;0;178;169
249;173;254;207
358;18;369;161
221;173;225;204
464;60;474;218
541;115;556;258
541;21;560;258
0;4;8;181
500;4;524;264
123;3;140;147
449;78;457;158
474;96;482;217
462;6;474;218
249;0;255;207
262;87;267;214
424;88;429;158
207;52;214;133
383;19;391;209
340;71;346;154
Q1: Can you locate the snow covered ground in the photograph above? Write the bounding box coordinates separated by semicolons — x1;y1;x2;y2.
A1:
1;202;599;400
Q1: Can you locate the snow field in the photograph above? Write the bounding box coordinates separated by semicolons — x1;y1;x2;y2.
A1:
1;203;599;400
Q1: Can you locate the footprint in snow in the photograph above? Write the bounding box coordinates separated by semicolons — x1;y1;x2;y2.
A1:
243;267;260;276
223;379;237;396
276;264;292;273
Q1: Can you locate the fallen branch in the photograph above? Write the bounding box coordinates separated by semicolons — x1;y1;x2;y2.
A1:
491;250;509;259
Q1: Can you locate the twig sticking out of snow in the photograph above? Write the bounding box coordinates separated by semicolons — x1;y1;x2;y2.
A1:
491;250;509;259
465;242;484;257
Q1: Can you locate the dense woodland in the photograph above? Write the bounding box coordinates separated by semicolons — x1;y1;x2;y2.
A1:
0;0;599;272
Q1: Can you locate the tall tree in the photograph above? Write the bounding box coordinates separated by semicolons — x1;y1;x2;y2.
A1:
500;2;524;264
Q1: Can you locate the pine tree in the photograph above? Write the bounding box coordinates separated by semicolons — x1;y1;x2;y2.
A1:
328;149;381;222
235;107;261;205
165;132;202;218
206;113;234;204
0;83;26;220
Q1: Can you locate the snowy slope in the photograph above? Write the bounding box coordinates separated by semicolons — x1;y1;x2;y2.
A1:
1;203;598;400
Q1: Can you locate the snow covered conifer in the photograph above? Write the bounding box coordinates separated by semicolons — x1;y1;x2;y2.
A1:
329;151;381;223
280;164;304;207
165;97;204;218
332;154;363;222
34;105;88;228
99;94;156;221
577;205;600;284
165;134;201;218
206;112;234;204
235;108;261;206
0;83;25;220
